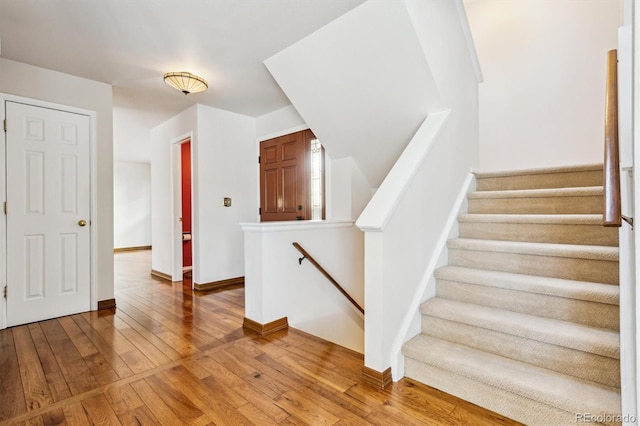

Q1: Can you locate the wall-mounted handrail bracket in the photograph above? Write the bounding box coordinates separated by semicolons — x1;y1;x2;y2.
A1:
292;242;364;315
622;215;633;229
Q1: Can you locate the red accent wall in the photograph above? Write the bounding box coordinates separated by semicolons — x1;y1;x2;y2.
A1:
181;141;192;267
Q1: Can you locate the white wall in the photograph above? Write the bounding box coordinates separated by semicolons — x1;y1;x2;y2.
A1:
193;104;257;284
0;58;114;303
114;161;151;249
256;105;307;140
150;104;257;284
243;221;364;353
265;0;443;188
356;0;481;377
113;105;152;163
329;157;372;221
466;0;621;171
150;105;197;277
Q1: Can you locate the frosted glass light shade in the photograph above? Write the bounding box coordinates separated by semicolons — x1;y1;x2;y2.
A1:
163;72;208;95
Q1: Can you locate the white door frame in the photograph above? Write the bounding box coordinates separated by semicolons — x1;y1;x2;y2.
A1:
0;94;97;330
619;21;638;423
170;132;195;283
632;0;640;420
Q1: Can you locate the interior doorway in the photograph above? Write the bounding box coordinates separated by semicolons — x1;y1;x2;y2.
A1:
180;140;192;278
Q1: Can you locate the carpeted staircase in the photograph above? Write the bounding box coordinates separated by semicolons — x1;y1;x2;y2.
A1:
402;164;621;425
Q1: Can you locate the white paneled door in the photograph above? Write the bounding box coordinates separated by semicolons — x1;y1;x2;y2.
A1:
6;101;91;326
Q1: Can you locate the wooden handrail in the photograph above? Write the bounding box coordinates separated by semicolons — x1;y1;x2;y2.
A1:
603;49;621;227
292;242;364;314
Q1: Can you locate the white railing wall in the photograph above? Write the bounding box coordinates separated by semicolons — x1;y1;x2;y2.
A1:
356;110;475;379
246;0;482;376
351;0;483;380
241;221;364;353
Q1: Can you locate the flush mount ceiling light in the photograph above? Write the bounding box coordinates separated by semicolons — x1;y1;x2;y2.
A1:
163;72;208;95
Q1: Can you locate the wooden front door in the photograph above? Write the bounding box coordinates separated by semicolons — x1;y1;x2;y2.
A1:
260;130;314;221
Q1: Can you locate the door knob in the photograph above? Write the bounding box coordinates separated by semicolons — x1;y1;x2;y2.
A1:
78;220;87;227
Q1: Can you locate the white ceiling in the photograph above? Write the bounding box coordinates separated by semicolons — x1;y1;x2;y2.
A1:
0;0;365;128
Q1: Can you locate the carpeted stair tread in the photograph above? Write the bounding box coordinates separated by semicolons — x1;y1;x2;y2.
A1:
473;163;602;179
420;298;619;359
435;267;619;330
458;213;605;224
403;360;606;425
448;239;619;284
435;266;619;306
422;313;620;387
447;238;618;261
457;213;618;246
468;186;602;200
468;192;602;215
474;164;603;191
402;335;620;417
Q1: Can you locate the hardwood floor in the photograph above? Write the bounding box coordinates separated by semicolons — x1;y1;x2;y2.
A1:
0;250;521;425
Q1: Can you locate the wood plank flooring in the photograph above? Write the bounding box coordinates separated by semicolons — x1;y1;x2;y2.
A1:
0;250;521;425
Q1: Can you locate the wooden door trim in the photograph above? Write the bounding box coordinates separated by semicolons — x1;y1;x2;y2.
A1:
0;94;98;329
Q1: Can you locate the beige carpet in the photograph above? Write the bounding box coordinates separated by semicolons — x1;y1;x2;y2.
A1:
403;164;621;426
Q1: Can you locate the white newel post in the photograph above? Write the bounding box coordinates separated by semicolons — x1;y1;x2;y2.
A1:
363;231;387;372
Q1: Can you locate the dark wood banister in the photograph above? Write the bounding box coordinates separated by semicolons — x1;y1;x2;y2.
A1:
292;242;364;315
603;49;622;228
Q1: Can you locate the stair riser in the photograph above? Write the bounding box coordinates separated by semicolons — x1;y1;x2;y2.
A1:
436;279;619;330
476;170;603;191
403;359;613;426
448;248;619;284
459;222;618;246
468;195;602;214
422;316;620;388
